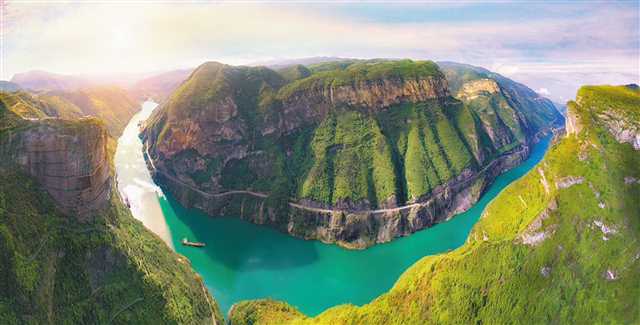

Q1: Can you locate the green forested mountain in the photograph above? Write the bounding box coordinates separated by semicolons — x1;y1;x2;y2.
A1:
0;92;222;324
227;85;639;324
143;59;563;248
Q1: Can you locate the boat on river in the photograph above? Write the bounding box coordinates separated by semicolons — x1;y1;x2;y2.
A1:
182;238;205;247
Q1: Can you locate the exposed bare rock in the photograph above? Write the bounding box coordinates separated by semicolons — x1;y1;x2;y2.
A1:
604;269;617;281
540;266;551;277
555;176;585;189
0;118;111;220
597;110;640;150
565;103;583;135
538;168;550;194
283;77;450;115
592;219;618;241
625;176;639;184
519;199;557;246
456;78;500;100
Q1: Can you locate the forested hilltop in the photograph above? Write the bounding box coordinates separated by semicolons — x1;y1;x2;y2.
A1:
142;59;563;248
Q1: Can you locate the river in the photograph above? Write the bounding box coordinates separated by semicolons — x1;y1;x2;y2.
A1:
115;101;552;316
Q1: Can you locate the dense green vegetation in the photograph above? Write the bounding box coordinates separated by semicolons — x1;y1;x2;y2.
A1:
276;65;312;82
228;85;640;324
145;60;562;212
0;95;222;324
376;101;476;200
0;171;222;324
299;109;396;206
576;85;640;121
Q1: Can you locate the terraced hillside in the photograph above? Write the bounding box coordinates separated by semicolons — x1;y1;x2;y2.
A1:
143;59;563;248
227;85;639;324
0;92;223;324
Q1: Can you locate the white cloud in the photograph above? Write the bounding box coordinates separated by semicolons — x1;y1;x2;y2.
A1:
537;88;551;96
3;2;638;101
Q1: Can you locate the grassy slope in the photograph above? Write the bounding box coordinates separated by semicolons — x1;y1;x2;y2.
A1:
228;85;640;324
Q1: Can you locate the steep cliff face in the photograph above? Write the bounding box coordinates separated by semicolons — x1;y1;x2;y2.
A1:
573;84;639;150
143;59;561;248
228;85;639;324
0;93;222;324
0;118;111;219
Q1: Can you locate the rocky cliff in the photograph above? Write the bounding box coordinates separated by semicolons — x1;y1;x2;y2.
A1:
0;118;111;219
227;85;639;324
0;91;222;324
143;59;563;248
573;84;640;150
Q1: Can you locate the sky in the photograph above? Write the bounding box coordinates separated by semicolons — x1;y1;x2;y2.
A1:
2;0;639;102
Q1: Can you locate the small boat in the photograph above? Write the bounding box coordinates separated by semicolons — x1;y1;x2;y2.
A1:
182;238;205;247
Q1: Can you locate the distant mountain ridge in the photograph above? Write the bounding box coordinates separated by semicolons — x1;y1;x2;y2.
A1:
11;70;92;92
128;68;194;102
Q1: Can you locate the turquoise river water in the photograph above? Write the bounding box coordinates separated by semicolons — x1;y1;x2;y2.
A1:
115;101;552;316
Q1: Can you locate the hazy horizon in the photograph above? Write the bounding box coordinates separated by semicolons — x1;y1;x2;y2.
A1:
4;1;639;102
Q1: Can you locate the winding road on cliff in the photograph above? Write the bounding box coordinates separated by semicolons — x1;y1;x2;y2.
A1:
144;144;529;215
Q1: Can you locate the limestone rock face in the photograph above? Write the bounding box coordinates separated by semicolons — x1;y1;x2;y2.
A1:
276;76;450;134
597;110;640;150
0;118;111;219
283;76;449;111
565;103;583;135
456;78;500;100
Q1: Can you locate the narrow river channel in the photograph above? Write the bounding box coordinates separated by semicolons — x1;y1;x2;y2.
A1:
115;101;552;316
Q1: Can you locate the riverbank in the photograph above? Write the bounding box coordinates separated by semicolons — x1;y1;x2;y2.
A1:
114;103;552;315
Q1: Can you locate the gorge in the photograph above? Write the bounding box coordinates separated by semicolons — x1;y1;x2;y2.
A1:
141;60;563;249
116;99;552;315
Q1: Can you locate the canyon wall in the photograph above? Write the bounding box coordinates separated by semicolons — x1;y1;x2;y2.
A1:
143;60;563;248
0;118;111;219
